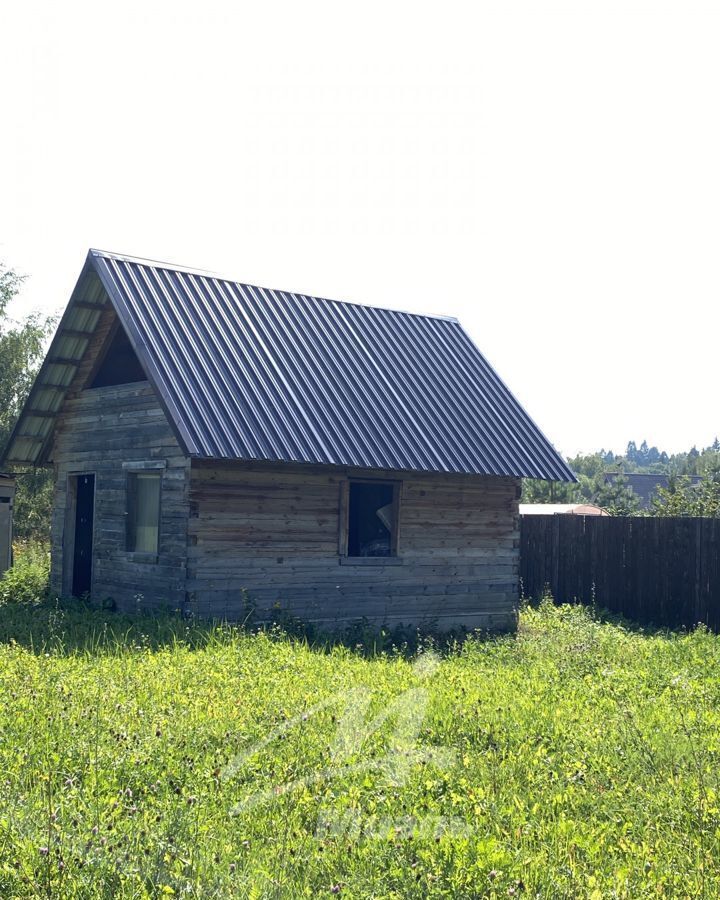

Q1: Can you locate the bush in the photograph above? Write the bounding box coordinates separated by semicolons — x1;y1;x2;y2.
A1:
0;540;50;605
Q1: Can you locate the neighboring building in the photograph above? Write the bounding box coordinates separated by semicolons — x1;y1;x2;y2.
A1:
519;503;609;516
2;250;574;630
604;473;701;510
0;475;16;574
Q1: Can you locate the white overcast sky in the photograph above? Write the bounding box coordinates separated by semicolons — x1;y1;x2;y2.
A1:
2;1;718;459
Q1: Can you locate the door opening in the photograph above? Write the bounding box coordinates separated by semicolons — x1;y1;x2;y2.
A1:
71;474;95;596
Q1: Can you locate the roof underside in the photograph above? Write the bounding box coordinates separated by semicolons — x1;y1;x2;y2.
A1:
2;250;576;481
2;270;108;467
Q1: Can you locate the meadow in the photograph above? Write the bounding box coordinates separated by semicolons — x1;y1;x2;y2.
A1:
1;549;719;897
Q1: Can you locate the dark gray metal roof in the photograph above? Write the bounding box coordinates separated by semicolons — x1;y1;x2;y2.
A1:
3;249;576;481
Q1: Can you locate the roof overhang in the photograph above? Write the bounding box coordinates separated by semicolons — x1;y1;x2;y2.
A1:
1;255;108;467
0;251;195;467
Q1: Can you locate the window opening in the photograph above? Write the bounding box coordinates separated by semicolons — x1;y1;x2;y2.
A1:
126;472;161;554
347;481;395;557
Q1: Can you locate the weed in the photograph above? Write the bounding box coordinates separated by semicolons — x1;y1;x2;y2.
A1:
0;584;718;896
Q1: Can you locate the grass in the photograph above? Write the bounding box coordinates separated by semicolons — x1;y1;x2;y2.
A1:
1;552;720;896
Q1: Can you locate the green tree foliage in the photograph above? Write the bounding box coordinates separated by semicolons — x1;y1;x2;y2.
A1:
521;452;641;514
651;472;720;517
588;471;640;516
0;262;56;540
520;478;577;504
623;439;668;471
522;440;720;517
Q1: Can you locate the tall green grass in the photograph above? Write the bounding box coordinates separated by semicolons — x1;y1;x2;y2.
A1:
0;554;718;897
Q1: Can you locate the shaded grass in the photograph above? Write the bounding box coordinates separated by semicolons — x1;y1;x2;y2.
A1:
0;554;719;897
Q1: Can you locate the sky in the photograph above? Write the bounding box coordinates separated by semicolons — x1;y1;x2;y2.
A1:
2;1;719;459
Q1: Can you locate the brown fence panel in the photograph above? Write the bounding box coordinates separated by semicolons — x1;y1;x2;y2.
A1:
519;515;720;630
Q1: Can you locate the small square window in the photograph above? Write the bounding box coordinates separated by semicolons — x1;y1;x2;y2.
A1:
126;472;161;554
347;481;397;557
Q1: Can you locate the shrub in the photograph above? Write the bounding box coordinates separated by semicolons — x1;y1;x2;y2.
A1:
0;540;50;605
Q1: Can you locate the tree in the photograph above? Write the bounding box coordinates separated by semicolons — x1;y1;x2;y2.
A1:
0;262;57;541
523;441;720;517
520;477;578;504
585;470;640;516
652;472;720;517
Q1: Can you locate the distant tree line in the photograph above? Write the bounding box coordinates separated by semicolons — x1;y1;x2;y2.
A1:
523;440;720;517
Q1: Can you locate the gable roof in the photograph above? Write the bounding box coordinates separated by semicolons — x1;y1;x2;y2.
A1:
2;249;576;481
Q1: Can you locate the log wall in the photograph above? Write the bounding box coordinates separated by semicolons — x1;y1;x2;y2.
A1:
49;307;189;609
46;304;520;630
187;462;520;630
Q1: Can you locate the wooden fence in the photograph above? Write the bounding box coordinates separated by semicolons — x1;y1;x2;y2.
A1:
519;515;720;630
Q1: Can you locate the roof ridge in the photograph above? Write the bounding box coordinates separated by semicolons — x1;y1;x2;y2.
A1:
89;248;223;278
89;248;460;324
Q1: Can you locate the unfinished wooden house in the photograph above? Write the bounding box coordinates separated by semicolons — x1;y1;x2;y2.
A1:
2;250;574;630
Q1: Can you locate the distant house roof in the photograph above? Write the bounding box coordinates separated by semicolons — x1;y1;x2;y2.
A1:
519;503;609;516
604;472;702;509
2;249;576;481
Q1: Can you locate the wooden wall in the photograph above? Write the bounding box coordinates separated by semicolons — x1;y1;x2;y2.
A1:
187;462;520;631
49;307;189;610
46;303;520;630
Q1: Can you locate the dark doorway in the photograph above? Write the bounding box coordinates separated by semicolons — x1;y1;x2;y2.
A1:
72;474;95;596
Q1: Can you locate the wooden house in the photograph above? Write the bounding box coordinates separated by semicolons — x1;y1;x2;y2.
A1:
2;250;574;630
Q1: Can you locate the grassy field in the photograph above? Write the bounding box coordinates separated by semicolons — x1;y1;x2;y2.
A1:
1;557;720;897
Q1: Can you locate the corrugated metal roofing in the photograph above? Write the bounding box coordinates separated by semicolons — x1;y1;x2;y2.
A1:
3;249;576;481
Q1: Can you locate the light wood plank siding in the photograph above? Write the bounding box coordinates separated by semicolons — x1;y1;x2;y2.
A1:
187;462;520;630
49;308;189;609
